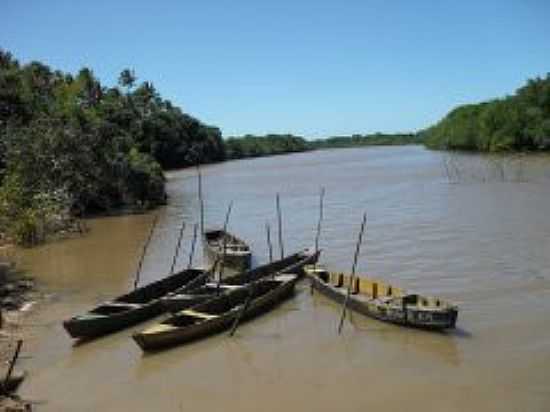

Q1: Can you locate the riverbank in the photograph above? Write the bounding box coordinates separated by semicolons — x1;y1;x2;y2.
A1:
0;249;38;411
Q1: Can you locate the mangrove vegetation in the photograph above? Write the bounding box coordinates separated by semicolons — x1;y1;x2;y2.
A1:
224;134;310;159
309;133;422;149
421;74;550;152
0;49;224;245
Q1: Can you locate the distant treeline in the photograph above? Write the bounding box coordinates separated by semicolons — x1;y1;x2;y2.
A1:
225;133;422;159
225;134;310;159
309;133;422;149
0;49;224;244
421;74;550;152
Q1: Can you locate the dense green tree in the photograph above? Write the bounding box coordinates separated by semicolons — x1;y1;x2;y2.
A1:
225;134;310;159
118;68;136;92
309;133;421;149
422;74;550;152
0;49;225;244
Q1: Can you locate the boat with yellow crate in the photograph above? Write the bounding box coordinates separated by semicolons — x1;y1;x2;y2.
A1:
304;265;458;330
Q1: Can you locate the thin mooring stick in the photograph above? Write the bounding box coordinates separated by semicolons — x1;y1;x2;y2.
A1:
315;187;325;255
187;223;199;269
3;339;23;390
338;212;367;334
197;166;205;235
276;193;284;259
134;214;159;289
170;220;186;274
266;222;273;264
217;201;234;294
229;286;254;337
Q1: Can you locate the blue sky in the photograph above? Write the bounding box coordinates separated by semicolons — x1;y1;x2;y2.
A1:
2;0;549;138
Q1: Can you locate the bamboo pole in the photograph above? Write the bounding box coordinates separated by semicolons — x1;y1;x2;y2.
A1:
310;187;325;294
3;339;23;390
170;220;186;274
134;214;159;289
276;193;284;259
338;212;367;335
187;223;199;269
217;201;233;294
314;187;325;255
266;222;273;264
197;166;205;235
229;286;254;337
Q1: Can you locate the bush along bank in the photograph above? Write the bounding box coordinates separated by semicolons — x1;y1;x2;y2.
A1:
0;50;225;246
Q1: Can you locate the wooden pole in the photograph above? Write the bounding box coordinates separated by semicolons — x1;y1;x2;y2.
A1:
276;193;284;259
170;220;186;274
266;222;273;264
3;339;23;389
197;166;205;235
187;223;199;269
134;214;159;289
229;286;254;337
314;187;325;255
338;212;367;334
217;201;233;294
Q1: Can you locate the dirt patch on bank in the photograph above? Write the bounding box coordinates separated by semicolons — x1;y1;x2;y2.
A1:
0;257;37;411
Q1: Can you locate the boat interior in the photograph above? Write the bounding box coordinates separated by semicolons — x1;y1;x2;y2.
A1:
165;279;286;327
100;269;206;309
170;283;243;298
307;266;452;310
205;230;250;252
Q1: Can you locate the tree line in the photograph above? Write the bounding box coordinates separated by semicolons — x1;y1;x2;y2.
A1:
309;133;422;149
224;133;422;158
0;49;224;244
421;74;550;152
224;134;310;159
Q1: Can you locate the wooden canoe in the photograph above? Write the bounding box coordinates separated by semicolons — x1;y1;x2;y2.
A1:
133;274;297;351
63;268;210;339
203;229;251;271
161;247;321;312
304;265;458;330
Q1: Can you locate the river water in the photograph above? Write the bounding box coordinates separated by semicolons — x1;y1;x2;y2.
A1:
13;146;550;411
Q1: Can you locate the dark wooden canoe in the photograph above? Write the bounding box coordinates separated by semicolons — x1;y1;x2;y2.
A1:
203;229;251;271
133;274;297;351
161;247;320;312
63;268;210;339
305;265;458;330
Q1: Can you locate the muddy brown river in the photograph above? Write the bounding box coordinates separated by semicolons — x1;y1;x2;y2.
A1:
12;146;550;411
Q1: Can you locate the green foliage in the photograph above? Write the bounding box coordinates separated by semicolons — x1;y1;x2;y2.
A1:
422;74;550;152
118;68;136;92
309;133;422;149
0;49;225;244
126;147;166;208
223;133;421;159
225;134;310;159
0;173;69;246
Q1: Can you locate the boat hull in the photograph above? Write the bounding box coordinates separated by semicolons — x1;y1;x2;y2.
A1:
203;229;252;271
133;275;297;351
308;272;458;330
161;248;320;312
63;268;209;339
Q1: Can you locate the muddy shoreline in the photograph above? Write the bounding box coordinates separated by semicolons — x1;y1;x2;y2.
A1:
0;256;38;411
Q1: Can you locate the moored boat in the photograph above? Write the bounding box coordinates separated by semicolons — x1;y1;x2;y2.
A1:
161;247;320;312
203;229;251;271
305;265;458;330
133;274;297;351
63;268;210;339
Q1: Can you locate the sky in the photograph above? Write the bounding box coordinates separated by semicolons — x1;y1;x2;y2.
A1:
1;0;549;138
